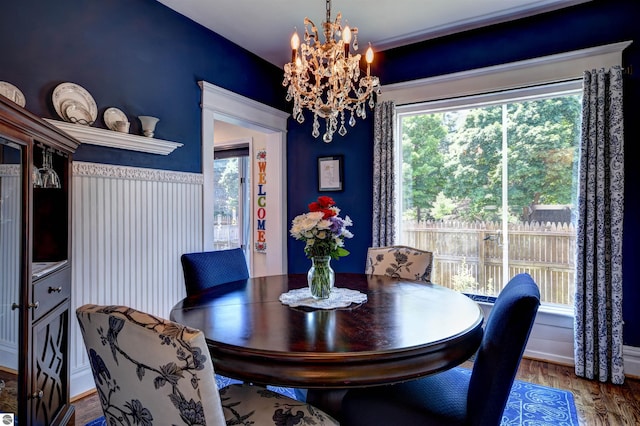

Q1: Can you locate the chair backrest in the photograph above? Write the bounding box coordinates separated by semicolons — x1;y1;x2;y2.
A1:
467;273;540;425
181;248;249;296
76;304;226;426
365;245;433;282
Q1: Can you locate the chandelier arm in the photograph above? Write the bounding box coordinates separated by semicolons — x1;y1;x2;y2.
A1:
304;17;320;45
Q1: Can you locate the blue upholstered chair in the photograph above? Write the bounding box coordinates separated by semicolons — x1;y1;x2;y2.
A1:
365;245;434;282
181;248;249;297
341;273;540;426
77;304;339;426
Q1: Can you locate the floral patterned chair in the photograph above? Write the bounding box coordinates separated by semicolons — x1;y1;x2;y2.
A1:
76;304;339;426
365;245;433;282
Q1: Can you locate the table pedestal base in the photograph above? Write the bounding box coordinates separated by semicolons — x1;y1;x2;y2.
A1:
306;389;348;421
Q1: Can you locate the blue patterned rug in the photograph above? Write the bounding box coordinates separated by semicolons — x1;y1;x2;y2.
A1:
85;367;579;425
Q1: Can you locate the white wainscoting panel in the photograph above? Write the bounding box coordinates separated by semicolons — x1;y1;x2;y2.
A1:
69;162;203;398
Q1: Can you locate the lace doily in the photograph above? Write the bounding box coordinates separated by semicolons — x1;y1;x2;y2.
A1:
279;287;367;309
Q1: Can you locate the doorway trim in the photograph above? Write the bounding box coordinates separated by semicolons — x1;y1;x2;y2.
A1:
199;82;290;276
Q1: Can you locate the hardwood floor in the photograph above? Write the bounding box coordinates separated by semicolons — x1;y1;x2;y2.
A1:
512;359;640;425
72;358;640;425
72;391;101;426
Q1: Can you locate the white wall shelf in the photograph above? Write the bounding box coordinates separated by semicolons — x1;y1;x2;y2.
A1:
45;119;183;155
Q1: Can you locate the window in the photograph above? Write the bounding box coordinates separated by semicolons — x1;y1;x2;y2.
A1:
397;82;582;307
213;145;250;258
379;42;628;366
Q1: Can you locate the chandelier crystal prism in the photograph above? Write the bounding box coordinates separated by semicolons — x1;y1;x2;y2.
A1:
283;0;381;143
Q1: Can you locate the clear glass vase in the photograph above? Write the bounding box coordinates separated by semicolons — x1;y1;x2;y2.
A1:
307;256;335;299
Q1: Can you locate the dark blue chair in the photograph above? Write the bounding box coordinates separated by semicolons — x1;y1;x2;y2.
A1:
341;273;540;426
181;248;249;297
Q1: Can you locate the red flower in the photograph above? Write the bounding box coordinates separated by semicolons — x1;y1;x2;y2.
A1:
317;196;335;207
309;196;336;219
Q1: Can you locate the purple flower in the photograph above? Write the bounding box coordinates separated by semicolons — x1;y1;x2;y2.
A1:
328;216;344;234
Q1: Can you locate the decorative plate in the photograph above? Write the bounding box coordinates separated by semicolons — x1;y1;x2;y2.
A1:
0;81;26;107
103;107;128;130
62;99;94;125
52;82;97;125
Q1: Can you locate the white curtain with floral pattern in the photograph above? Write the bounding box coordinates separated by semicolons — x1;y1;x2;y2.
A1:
574;66;625;384
372;100;396;247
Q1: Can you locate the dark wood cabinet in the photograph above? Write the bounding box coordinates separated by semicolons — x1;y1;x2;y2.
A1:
0;96;79;425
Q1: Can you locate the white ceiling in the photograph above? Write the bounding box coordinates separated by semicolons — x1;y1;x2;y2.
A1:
157;0;589;67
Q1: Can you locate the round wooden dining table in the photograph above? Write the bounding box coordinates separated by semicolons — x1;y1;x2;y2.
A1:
170;273;483;407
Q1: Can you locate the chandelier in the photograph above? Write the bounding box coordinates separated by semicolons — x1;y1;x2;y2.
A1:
283;0;381;143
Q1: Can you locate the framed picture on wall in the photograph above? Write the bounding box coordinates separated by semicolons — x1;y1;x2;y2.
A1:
318;155;344;191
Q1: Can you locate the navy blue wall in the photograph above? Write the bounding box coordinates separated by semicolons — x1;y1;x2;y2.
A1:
0;0;286;172
2;0;640;345
286;110;374;275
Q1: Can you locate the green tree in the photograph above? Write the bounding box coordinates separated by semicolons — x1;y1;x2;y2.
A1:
437;96;581;220
505;97;581;210
429;192;457;220
442;106;503;220
214;158;239;218
401;114;447;221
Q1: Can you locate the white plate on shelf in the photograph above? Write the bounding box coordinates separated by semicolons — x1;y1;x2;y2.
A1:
62;99;94;125
0;81;26;107
52;82;97;125
103;107;128;130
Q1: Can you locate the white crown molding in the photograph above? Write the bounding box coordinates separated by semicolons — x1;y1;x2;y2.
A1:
382;40;632;106
374;0;593;53
45;119;183;155
73;161;203;184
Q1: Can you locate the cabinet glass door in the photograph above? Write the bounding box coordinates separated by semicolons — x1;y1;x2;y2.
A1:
0;137;21;419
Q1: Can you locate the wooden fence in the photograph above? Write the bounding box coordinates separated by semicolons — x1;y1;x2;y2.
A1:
402;220;576;306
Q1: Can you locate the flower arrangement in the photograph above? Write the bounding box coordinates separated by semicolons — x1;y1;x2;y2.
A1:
290;196;354;259
290;196;353;298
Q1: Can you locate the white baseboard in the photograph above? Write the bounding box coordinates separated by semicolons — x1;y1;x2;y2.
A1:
524;349;575;367
477;300;640;380
71;365;96;398
623;345;640;379
0;343;17;371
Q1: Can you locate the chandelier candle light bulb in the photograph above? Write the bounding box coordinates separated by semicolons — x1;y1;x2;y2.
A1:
291;31;300;62
284;0;381;143
343;25;351;54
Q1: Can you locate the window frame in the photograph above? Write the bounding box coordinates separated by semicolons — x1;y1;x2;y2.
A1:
395;82;583;306
378;41;631;368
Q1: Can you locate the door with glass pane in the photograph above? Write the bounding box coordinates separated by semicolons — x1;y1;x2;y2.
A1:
213;146;251;264
398;88;581;306
0;137;21;419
